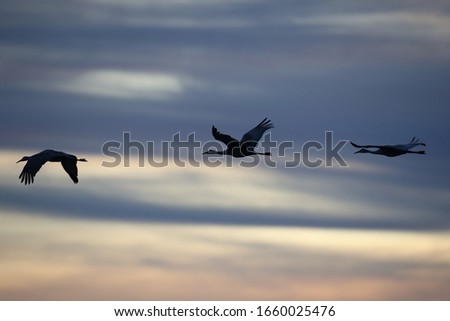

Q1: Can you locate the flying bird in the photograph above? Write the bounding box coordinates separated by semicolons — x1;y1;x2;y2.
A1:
351;137;426;157
17;150;87;185
203;118;274;158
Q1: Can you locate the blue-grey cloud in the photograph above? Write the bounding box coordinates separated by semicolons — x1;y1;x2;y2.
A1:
2;150;449;232
0;0;449;239
1;184;448;231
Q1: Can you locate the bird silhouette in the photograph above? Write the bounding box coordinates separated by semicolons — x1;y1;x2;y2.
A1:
17;150;87;185
203;118;274;158
351;137;426;157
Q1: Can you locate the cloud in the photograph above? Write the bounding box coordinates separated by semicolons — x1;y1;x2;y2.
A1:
2;149;449;230
0;0;255;29
292;11;450;41
46;70;197;100
1;0;450;301
113;16;251;29
89;0;253;7
1;211;449;299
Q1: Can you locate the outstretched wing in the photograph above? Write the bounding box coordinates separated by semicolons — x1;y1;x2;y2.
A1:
350;142;383;149
19;152;49;185
212;126;239;147
240;118;274;152
399;137;426;150
61;158;79;184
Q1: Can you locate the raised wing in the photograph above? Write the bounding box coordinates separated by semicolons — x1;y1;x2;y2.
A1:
240;118;273;152
212;126;239;147
61;158;79;184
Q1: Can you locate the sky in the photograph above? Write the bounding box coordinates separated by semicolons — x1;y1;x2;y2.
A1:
1;0;450;300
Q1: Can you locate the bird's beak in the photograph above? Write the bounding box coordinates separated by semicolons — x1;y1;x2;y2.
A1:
16;159;23;163
202;151;208;155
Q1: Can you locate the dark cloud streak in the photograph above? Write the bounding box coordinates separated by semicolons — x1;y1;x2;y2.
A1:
1;0;449;234
1;183;448;231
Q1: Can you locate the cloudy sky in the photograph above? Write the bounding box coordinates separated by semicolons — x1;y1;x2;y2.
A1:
1;0;449;300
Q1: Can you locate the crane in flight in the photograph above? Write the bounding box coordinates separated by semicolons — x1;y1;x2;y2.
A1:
203;118;274;158
351;137;426;157
17;150;87;185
